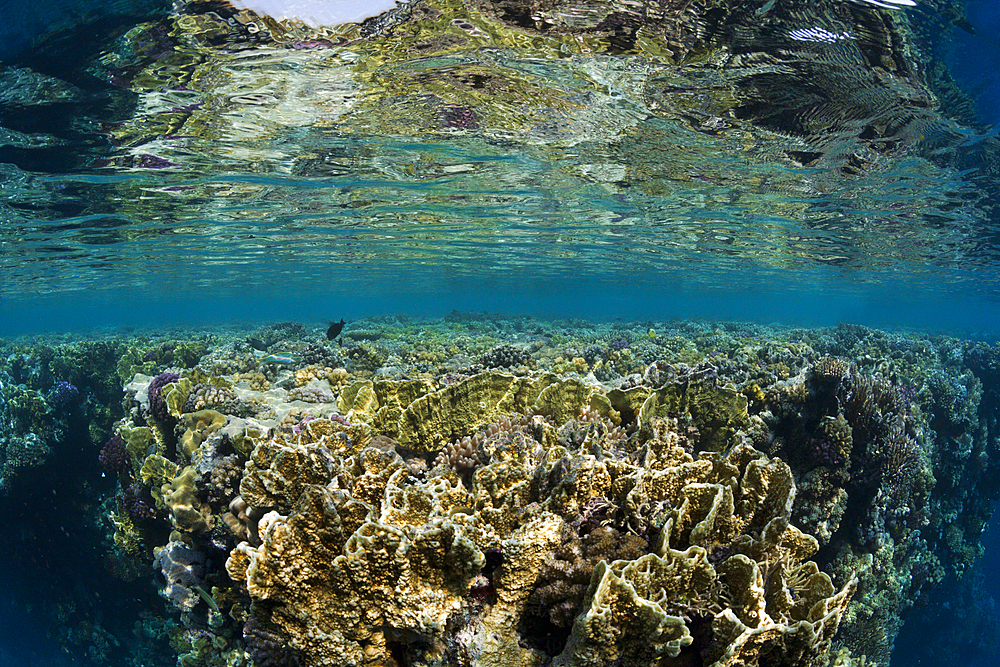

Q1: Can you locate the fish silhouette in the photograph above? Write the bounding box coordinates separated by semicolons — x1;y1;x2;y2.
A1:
327;319;346;340
246;336;267;351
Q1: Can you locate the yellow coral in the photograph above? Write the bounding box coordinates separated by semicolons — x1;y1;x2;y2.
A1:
295;365;352;392
556;548;714;666
533;377;594;425
179;409;227;461
742;382;766;406
222;373;854;667
232;370;270;391
710;555;857;667
396;372;535;451
140;453;179;489
163;377;193;420
161;466;214;533
228;483;484;667
110;510;144;556
638;383;750;453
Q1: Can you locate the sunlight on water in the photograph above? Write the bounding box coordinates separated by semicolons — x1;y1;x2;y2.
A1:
230;1;401;26
1;0;999;328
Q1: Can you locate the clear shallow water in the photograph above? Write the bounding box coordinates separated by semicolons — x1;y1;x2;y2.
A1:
1;0;1000;336
2;2;1000;667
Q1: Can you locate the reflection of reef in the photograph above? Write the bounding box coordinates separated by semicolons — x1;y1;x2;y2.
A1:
42;0;989;295
6;316;993;666
110;0;941;163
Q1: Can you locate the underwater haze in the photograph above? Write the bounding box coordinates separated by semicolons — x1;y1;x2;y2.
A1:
2;1;1000;667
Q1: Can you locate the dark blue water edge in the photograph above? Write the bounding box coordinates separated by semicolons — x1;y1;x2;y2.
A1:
3;274;1000;342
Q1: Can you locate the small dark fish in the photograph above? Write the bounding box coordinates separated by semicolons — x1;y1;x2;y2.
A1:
327;318;346;340
247;336;267;351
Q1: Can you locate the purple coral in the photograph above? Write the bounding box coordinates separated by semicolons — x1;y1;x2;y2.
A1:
48;381;80;407
809;436;844;467
244;617;300;667
610;338;629;352
894;381;918;414
123;482;157;522
99;434;130;477
148;372;180;426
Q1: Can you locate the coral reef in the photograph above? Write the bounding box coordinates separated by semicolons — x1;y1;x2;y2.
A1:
154;540;209;613
220;357;858;667
4;315;999;667
434;432;482;473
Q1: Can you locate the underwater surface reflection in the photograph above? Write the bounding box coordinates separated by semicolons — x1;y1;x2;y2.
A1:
1;0;999;318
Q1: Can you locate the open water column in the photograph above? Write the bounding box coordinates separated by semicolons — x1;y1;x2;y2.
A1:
2;2;1000;667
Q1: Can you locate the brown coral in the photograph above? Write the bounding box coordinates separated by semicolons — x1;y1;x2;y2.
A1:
227;481;484;667
183;383;240;413
528;523;646;627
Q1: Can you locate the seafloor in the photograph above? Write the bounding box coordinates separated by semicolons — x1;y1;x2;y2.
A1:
1;313;999;667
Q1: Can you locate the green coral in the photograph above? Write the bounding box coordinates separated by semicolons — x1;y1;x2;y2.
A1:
636;381;751;453
179;409;227;461
141;454;180;490
161;466;213;533
5;386;54;439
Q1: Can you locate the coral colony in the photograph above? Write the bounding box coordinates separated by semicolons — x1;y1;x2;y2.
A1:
2;316;998;666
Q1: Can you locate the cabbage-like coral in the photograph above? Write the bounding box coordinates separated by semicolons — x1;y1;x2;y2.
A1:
225;371;855;667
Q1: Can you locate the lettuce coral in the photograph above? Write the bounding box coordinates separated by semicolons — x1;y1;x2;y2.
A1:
223;371;855;667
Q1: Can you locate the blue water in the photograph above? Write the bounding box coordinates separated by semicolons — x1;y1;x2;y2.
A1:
3;1;1000;665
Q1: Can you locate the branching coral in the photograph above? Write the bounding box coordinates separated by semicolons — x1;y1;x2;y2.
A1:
528;522;646;628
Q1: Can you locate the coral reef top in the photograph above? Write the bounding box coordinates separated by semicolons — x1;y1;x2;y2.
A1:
3;316;990;667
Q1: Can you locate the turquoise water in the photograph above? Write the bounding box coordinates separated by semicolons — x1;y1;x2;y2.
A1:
2;1;1000;666
2;0;1000;337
